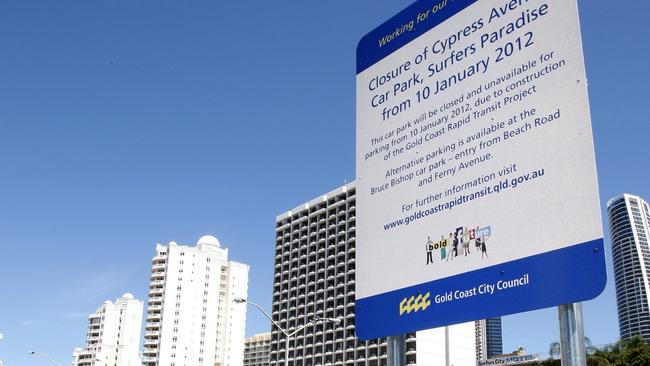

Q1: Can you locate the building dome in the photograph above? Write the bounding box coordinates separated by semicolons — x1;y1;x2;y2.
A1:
197;235;221;248
122;293;134;300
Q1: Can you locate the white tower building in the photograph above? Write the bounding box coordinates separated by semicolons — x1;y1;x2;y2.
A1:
244;333;272;366
607;193;650;342
142;235;249;366
72;293;143;366
272;183;476;366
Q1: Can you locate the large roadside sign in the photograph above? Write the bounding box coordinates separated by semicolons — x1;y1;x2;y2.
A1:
355;0;606;339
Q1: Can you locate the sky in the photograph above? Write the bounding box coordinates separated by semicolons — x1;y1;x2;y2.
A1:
0;0;649;365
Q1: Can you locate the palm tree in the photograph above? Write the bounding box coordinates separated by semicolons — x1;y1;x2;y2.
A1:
548;337;597;359
549;341;561;359
585;336;598;355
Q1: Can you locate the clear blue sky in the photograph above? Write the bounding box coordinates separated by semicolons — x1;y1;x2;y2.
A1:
1;0;649;364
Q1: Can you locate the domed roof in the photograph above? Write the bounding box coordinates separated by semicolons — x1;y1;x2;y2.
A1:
197;235;221;248
122;293;134;300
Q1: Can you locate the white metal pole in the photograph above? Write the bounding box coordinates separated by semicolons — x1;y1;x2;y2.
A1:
558;302;587;366
445;326;450;366
28;351;62;366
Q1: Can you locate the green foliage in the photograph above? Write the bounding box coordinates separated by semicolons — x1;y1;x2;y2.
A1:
532;336;650;366
534;359;560;366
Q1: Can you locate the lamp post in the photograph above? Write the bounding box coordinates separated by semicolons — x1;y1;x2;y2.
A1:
234;297;341;366
27;351;62;366
0;332;4;366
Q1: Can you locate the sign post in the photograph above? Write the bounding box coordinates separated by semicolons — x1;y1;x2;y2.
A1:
558;302;587;366
387;335;406;366
355;0;606;344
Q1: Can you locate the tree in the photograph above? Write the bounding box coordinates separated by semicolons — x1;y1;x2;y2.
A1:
619;336;650;366
548;337;596;359
537;336;650;366
548;341;561;360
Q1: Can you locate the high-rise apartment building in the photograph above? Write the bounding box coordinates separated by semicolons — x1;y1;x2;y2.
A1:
71;348;82;366
143;236;249;366
272;183;476;366
475;318;503;361
71;293;143;366
607;194;650;342
244;333;271;366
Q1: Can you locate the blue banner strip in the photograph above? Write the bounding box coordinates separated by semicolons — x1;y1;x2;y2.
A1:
357;0;480;74
355;239;606;340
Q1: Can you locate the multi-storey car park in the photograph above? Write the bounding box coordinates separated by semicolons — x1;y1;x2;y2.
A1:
271;183;477;366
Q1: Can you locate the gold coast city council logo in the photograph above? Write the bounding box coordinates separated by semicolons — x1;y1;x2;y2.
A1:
399;292;431;316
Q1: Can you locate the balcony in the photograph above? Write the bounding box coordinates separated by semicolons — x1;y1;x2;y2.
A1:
145;330;160;337
146;313;162;322
145;322;160;330
152;256;166;263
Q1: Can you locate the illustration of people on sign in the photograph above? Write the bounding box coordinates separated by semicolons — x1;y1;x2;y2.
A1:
426;236;434;265
447;233;454;261
461;228;470;257
439;235;447;260
423;226;491;266
476;226;491;260
454;227;466;256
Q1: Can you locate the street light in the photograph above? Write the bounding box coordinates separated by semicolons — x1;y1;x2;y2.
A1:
234;297;341;366
27;351;62;366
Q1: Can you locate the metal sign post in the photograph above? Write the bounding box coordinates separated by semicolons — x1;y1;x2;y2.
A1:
387;335;406;366
558;302;587;366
